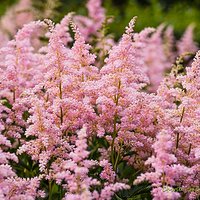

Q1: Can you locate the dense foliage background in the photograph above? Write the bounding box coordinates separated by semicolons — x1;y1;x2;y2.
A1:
1;0;200;42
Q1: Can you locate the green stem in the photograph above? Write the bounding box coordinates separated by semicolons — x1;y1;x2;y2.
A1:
59;80;63;125
180;107;185;123
176;132;179;149
60;106;63;124
176;107;185;149
13;89;16;102
111;80;121;168
114;143;122;172
59;81;62;99
111;114;117;166
162;172;166;186
48;180;52;200
187;143;192;155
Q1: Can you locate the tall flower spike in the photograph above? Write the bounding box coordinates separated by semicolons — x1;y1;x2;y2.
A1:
44;18;55;33
55;126;100;200
134;131;187;200
177;24;198;56
156;50;200;199
87;0;105;23
74;0;105;40
101;16;149;88
144;24;170;92
163;25;176;63
70;21;97;74
0;19;47;104
71;21;95;64
48;12;73;45
125;16;137;35
43;14;72;81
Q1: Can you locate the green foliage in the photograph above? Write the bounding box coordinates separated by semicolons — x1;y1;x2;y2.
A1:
0;0;18;16
52;0;200;42
11;153;39;178
105;0;200;42
39;180;65;200
22;110;30;121
0;97;12;109
1;0;200;42
114;182;152;199
88;135;152;200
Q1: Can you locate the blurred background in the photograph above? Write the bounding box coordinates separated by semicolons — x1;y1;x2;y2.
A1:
0;0;200;42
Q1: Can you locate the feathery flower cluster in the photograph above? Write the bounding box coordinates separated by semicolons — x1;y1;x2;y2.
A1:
0;0;199;199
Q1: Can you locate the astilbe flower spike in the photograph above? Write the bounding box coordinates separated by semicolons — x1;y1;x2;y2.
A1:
136;51;200;199
134;131;183;200
177;24;198;56
144;24;171;92
163;25;176;63
94;17;164;174
54;126;100;200
74;0;105;40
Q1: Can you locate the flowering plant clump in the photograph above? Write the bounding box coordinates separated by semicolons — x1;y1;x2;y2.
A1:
0;0;199;200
